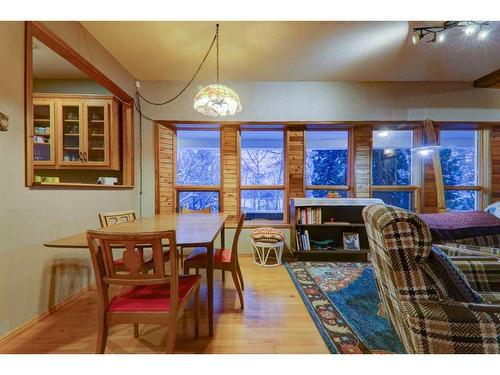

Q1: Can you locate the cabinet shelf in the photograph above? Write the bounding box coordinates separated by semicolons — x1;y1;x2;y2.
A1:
34;118;51;122
90;134;105;136
34;142;50;145
34;133;50;137
63;133;79;136
63;147;79;150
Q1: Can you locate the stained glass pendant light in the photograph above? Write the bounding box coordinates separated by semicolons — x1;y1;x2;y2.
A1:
194;24;242;117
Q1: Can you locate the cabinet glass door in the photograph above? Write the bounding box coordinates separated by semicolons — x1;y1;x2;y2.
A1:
85;103;108;165
33;101;54;164
60;103;82;165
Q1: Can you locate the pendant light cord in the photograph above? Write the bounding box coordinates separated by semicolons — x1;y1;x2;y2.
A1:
137;24;219;106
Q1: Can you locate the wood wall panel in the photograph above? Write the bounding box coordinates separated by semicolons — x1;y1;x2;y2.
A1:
287;130;305;199
353;126;372;198
421;157;438;213
221;127;240;221
155;124;175;214
492;127;500;200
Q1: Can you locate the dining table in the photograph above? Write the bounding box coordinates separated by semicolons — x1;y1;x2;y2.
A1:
44;212;228;337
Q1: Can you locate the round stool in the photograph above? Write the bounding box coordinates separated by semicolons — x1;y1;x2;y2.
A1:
250;227;285;267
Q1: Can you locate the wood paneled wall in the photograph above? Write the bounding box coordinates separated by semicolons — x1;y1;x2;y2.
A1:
155;124;175;214
492;127;500;201
287;129;305;199
353;126;372;198
221;127;240;221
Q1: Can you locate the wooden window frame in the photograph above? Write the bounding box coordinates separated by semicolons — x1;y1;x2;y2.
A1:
304;128;352;198
371;128;420;211
173;128;223;212
240;128;287;223
439;128;488;211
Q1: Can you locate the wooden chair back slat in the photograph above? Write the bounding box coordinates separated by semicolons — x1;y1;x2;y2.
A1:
230;213;245;265
86;231;178;306
99;210;137;228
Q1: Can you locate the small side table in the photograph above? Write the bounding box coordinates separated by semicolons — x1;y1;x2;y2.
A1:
250;228;285;267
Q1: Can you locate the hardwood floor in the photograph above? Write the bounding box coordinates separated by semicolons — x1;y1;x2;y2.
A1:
0;256;328;354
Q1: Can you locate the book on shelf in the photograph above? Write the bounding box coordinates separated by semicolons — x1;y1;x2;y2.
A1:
297;207;322;225
295;228;311;251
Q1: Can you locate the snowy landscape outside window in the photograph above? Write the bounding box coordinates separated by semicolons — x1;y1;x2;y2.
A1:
372;130;415;211
176;130;220;212
240;130;284;221
305;130;349;198
440;130;480;211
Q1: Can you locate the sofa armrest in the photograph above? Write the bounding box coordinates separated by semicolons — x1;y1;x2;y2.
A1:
453;260;500;293
400;300;500;353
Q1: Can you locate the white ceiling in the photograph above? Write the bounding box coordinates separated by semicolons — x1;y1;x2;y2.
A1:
81;21;500;82
33;37;89;79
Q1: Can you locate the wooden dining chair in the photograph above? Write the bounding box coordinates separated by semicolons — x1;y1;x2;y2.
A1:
98;210;137;228
86;230;201;354
184;213;245;309
98;210;170;271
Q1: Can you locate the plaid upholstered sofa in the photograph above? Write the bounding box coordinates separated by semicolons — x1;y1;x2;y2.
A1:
363;204;500;354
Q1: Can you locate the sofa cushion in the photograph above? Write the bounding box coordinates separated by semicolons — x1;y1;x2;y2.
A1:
419;211;500;247
427;246;484;304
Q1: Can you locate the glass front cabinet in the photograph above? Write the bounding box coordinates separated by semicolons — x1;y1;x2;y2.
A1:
32;95;119;170
33;99;56;166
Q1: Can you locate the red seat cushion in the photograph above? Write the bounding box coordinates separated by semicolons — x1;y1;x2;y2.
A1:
185;247;232;265
108;275;201;312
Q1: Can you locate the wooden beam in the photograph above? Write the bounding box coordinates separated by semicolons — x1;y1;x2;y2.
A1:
30;21;133;103
474;69;500;88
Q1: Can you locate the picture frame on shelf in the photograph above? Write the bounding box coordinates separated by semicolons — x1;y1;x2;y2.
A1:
343;232;360;251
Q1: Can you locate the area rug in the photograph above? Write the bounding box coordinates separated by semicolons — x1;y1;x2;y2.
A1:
285;261;405;354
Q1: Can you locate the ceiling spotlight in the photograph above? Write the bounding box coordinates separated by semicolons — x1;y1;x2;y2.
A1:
464;24;478;36
437;33;446;43
478;29;489;40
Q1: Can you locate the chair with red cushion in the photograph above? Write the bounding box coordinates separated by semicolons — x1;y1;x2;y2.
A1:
86;229;200;354
184;213;245;309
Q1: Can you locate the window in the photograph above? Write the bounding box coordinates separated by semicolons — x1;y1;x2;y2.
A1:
240;130;285;221
440;130;481;211
176;130;220;212
372;130;416;210
305;130;349;198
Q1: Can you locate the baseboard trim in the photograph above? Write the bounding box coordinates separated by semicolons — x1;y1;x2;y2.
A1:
0;284;95;347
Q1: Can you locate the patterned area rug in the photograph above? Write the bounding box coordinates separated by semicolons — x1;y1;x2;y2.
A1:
285;261;405;354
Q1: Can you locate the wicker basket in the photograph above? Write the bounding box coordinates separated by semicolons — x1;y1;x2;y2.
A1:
0;112;8;131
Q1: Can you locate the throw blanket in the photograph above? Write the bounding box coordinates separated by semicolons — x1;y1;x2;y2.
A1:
419;211;500;247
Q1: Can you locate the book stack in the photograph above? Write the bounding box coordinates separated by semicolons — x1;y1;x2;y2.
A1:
297;207;322;224
295;228;311;251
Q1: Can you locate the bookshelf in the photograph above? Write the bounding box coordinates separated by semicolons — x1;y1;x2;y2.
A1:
290;198;383;262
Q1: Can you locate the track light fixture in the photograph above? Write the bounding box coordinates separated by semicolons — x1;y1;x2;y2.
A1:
411;21;490;44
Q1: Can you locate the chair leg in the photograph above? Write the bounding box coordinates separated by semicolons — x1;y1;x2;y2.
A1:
184;266;190;275
196;268;199;275
194;286;200;338
165;316;178;354
231;269;244;310
236;262;244;290
221;270;225;282
95;312;108;354
180;246;184;271
133;323;139;338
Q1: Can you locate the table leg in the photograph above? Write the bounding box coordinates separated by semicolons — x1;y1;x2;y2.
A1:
221;222;225;249
207;241;214;337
